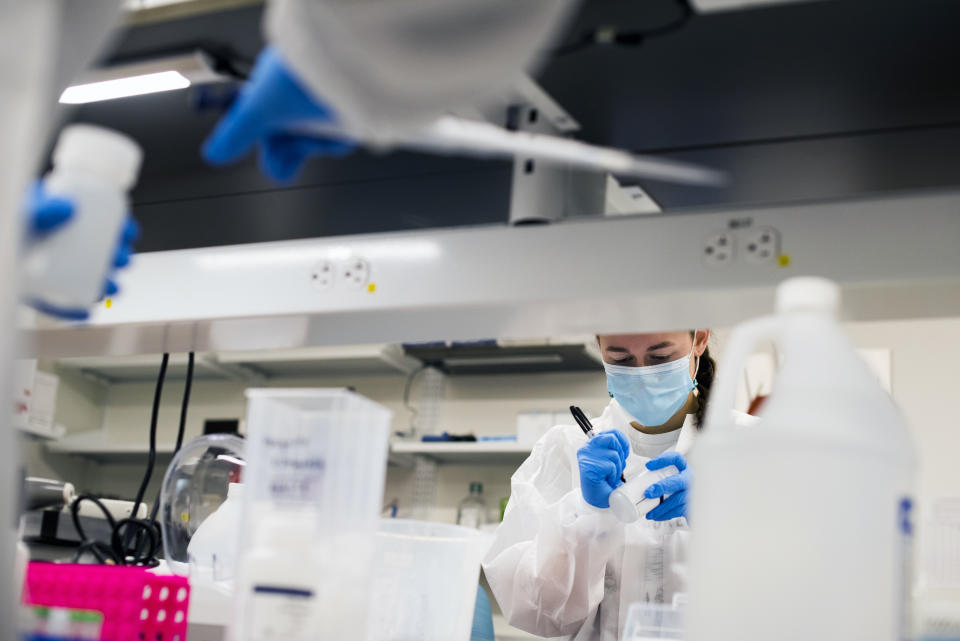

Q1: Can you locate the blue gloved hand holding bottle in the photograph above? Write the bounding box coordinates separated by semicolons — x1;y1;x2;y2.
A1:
577;430;629;509
24;181;140;321
643;451;690;521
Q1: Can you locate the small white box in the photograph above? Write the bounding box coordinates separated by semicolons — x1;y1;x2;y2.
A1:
516;411;555;446
12;361;62;438
29;371;60;434
11;360;37;431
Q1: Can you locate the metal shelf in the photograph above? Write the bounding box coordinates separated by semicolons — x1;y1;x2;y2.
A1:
46;430;177;463
47;432;534;467
388;441;532;466
54;344;421;384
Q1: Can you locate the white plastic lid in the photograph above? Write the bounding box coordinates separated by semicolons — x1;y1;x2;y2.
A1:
775;277;840;315
608;490;640;523
52;124;143;190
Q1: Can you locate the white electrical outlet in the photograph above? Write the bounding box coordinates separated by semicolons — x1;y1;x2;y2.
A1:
702;231;735;266
310;260;334;290
341;258;370;287
743;226;780;264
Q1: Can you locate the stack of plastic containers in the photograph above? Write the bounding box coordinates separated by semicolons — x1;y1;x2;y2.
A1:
233;389;391;641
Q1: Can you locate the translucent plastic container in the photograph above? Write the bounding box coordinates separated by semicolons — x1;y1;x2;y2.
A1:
233;389;391;641
368;519;489;641
609;465;678;523
22;124;142;308
687;278;917;641
622;602;685;640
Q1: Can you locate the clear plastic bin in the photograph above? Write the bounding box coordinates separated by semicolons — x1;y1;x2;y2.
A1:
243;388;390;529
235;389;392;641
368;519;490;641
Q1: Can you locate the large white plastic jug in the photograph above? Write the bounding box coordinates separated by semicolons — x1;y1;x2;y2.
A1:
687;277;916;641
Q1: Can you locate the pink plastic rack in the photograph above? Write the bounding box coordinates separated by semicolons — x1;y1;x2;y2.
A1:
24;563;190;641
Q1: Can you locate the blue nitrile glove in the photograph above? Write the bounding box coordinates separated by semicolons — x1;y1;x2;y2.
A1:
24;181;140;321
577;430;630;509
202;46;353;182
643;451;690;521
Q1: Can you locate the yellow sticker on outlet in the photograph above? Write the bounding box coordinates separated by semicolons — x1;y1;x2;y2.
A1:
367;283;376;293
777;254;791;267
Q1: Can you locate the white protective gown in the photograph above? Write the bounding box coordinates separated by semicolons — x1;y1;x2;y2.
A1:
483;399;753;641
264;0;578;141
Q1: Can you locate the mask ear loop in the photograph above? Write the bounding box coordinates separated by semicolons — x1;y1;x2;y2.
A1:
691;329;702;391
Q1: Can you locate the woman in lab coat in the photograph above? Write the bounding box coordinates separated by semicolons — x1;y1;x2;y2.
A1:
483;329;753;641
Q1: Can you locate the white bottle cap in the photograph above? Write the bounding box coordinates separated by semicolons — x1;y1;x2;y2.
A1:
53;124;143;190
775;277;840;315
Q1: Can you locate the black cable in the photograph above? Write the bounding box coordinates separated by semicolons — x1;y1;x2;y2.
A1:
69;494;160;565
70;495;121;565
125;353;169;555
147;352;195;525
113;518;161;566
174;352;195;453
553;0;694;56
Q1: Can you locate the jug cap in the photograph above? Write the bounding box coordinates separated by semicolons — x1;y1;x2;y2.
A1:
776;277;839;315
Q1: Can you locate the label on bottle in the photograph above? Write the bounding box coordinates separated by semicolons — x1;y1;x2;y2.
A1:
896;497;914;641
247;585;317;641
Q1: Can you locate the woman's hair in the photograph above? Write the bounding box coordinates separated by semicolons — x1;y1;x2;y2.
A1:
693;331;717;429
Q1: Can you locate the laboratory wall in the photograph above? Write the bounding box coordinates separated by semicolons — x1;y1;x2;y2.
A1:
27;317;960;548
40;369;611;517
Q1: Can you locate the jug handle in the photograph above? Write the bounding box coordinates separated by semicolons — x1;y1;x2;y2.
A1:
701;315;781;433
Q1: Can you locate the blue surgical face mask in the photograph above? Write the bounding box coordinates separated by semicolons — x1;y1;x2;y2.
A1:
603;347;698;427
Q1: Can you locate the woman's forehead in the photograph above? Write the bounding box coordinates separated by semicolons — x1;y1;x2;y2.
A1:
598;331;691;352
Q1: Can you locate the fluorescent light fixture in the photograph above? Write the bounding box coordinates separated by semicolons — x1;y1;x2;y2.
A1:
444;354;564;367
59;51;227;105
60;71;190;104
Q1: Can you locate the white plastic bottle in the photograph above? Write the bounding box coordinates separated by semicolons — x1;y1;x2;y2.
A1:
234;512;324;641
687;277;916;641
188;482;243;581
22;124;142;309
456;482;488;529
608;465;679;523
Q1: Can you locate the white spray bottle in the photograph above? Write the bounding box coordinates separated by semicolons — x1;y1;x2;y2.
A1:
687;277;916;641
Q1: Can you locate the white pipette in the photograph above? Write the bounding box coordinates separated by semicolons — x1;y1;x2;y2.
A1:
291;114;727;186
